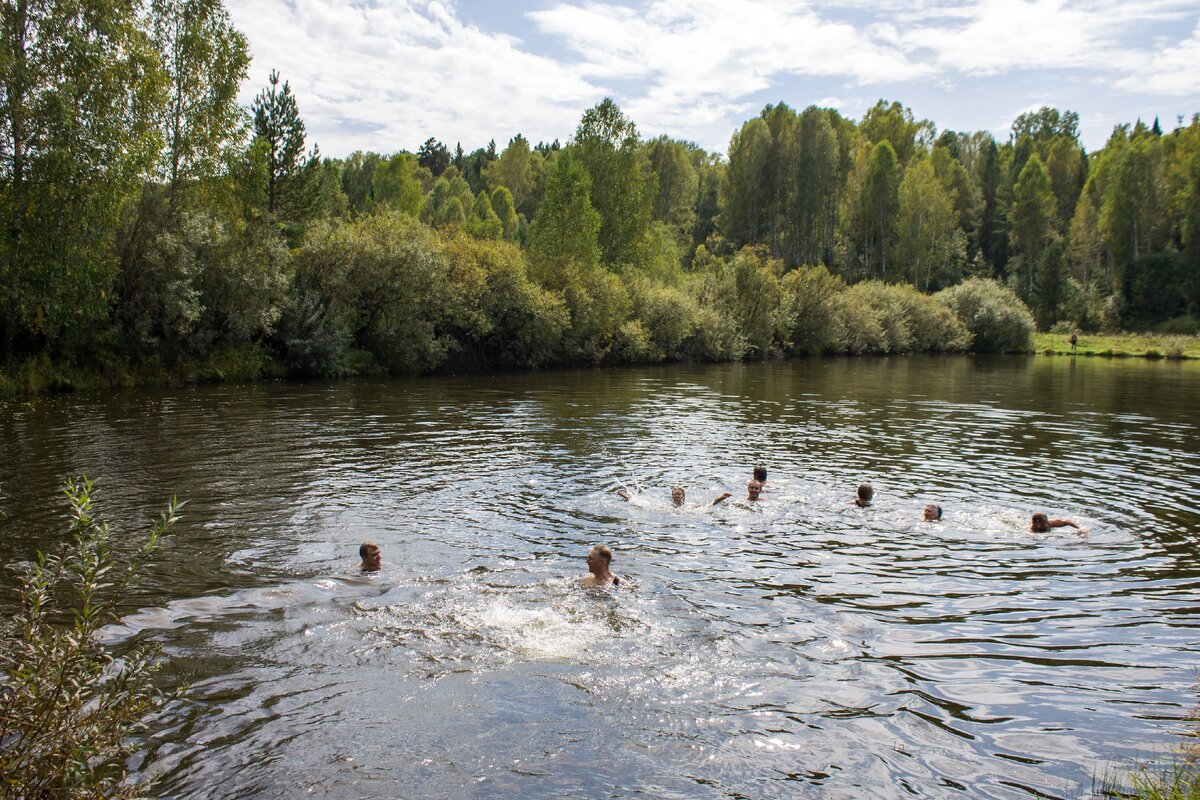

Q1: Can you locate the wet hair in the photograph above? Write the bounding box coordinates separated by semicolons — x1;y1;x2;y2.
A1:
671;486;685;503
925;503;943;520
1031;512;1049;532
857;483;874;502
753;466;767;483
593;545;613;564
359;541;380;559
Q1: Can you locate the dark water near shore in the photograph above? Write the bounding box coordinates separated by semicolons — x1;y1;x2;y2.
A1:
1;356;1199;799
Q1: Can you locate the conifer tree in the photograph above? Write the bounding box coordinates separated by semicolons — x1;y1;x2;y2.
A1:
251;69;313;217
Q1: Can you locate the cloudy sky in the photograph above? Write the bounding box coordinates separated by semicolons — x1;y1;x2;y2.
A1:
225;0;1200;158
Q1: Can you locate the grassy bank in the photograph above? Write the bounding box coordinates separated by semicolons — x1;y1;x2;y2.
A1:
1033;332;1200;359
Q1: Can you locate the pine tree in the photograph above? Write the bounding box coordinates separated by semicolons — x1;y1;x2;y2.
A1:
251;69;311;216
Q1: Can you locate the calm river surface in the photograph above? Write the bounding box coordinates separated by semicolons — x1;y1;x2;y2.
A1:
2;356;1199;799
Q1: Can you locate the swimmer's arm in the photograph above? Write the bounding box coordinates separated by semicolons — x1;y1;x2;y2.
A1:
615;489;631;501
711;492;732;506
1050;518;1088;533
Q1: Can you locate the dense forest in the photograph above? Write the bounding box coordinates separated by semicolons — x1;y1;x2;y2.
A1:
2;1;1198;389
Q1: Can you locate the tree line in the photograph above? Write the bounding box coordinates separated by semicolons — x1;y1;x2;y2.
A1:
2;0;1197;388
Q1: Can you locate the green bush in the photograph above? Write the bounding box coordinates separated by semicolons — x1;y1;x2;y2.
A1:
555;266;631;364
1158;314;1200;335
441;235;568;369
777;265;845;355
936;277;1036;353
836;281;970;354
0;478;183;799
831;292;888;354
613;319;658;363
291;212;457;374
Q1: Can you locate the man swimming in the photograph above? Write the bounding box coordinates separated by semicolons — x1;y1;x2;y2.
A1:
753;466;767;485
582;545;621;587
852;483;874;507
1030;512;1087;533
923;503;943;521
359;541;382;572
714;480;762;505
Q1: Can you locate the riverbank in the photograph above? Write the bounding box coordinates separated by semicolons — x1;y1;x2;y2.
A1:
0;344;286;397
6;331;1200;399
1033;332;1200;359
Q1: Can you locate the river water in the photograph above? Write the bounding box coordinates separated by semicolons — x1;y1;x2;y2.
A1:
1;356;1198;799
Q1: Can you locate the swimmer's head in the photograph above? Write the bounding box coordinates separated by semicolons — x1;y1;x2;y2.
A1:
857;483;874;504
753;466;767;483
671;487;685;506
1030;512;1050;532
923;503;942;521
587;545;613;574
747;480;763;501
359;541;382;571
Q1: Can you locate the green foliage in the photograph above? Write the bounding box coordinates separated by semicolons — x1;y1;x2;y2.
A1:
416;137;451;177
628;278;742;362
856;140;902;280
699;246;783;357
373;153;423;216
483;135;534;215
777;265;846;354
0;0;166;359
937;277;1036;353
645;136;698;243
489;187;519;241
198;218;291;343
1012;107;1080;144
151;0;250;211
291;211;456;373
859;99;934;165
824;281;970;355
528;152;601;282
1158;314;1200;335
421;174;473;228
1059;277;1124;332
464;192;502;240
555;266;631;364
114;195;291;361
0;477;183;800
1010;154;1057;298
6;34;1200;392
440;235;567;369
722;117;773;248
788;107;844;267
893;157;966;291
251;69;316;218
572;98;657;267
311;159;350;221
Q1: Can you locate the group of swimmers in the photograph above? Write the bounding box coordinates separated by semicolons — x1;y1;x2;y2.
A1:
354;466;1085;585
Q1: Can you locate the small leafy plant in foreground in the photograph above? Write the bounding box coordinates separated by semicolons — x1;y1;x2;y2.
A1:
0;478;183;800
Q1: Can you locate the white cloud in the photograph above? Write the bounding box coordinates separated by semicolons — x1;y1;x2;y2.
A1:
223;0;1200;157
527;0;936;145
228;0;601;155
1115;21;1200;94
